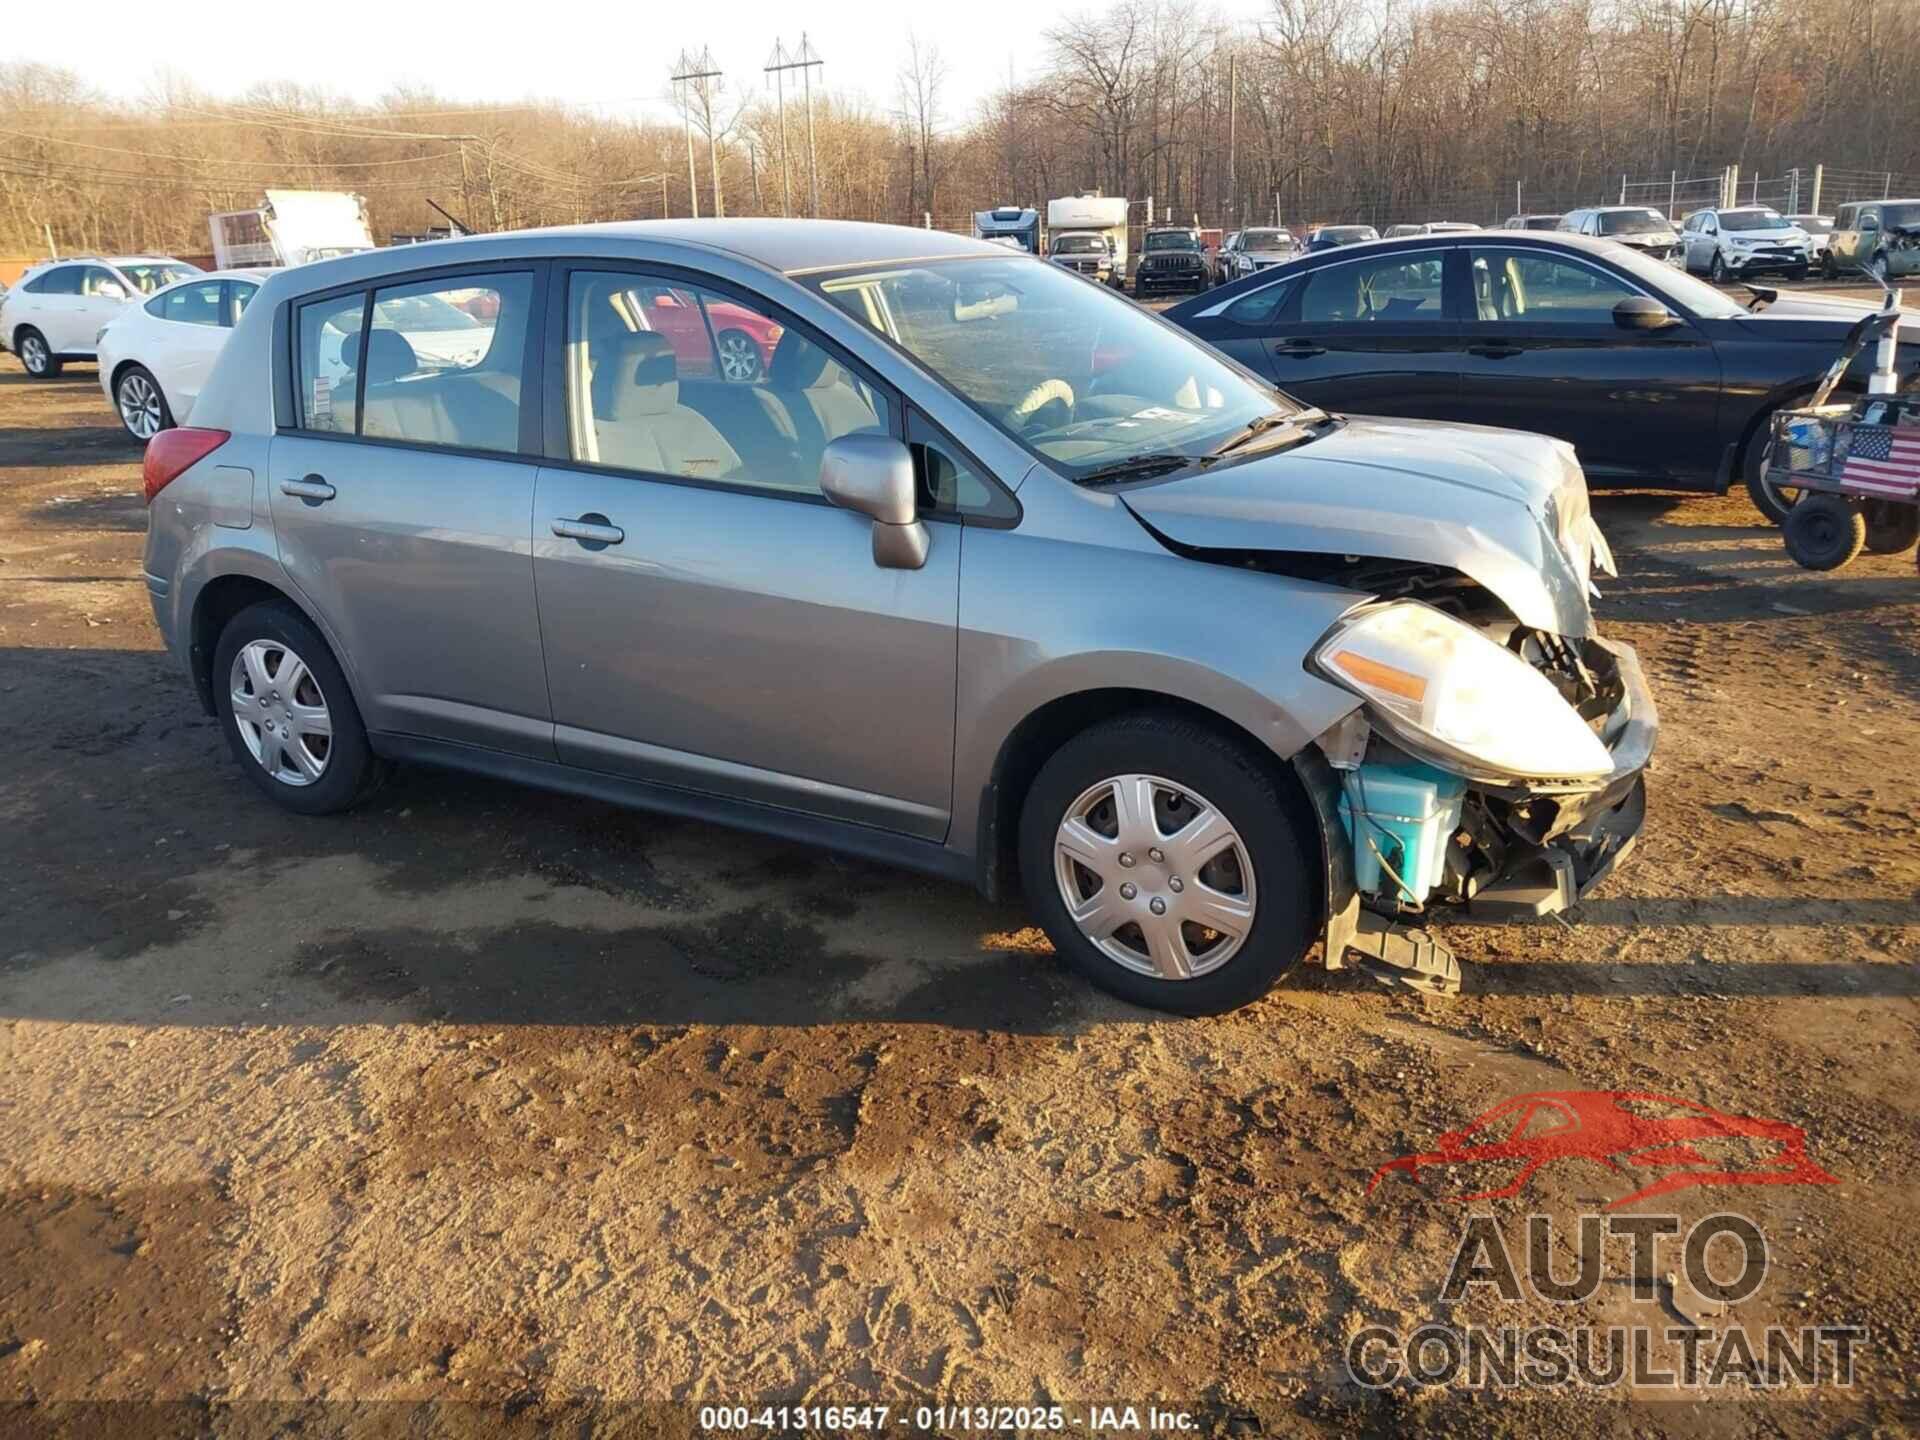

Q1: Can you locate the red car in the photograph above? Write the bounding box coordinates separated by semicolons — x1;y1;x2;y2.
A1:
631;284;783;383
1368;1090;1839;1209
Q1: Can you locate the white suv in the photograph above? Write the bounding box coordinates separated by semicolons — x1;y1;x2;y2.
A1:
1679;207;1812;282
0;255;202;378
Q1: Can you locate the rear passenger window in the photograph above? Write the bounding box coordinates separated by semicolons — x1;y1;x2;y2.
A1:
293;274;531;452
1301;255;1446;323
359;275;530;453
566;271;886;493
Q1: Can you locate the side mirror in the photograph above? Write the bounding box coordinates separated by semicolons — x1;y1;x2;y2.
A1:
1614;296;1681;331
97;281;130;301
820;433;929;570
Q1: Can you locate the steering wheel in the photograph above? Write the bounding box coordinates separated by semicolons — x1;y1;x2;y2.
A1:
1009;378;1076;434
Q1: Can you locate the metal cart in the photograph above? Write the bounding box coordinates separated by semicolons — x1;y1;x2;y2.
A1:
1764;288;1920;571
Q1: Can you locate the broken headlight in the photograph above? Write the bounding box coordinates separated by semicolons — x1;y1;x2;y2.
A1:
1311;602;1615;784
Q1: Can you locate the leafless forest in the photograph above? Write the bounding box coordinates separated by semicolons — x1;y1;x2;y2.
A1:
4;0;1919;255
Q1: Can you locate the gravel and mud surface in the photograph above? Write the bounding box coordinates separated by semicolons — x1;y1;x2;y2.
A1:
0;353;1916;1437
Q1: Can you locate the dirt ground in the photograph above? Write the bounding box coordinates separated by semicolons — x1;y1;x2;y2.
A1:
0;346;1916;1438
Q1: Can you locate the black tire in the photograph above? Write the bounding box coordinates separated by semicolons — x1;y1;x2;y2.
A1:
1742;393;1819;526
1863;499;1920;554
1709;252;1728;284
1870;253;1890;284
15;327;60;378
1822;252;1836;281
212;599;384;815
1788;266;1809;282
1782;494;1866;571
1017;712;1316;1016
113;363;174;440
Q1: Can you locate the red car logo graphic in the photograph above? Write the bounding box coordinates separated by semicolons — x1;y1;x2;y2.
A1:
1368;1091;1838;1210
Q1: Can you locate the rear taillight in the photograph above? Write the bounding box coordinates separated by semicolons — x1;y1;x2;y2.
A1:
143;427;229;504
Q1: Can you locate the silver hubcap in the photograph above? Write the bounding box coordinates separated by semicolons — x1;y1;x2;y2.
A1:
119;372;162;438
1053;773;1256;980
229;640;332;786
21;335;46;371
718;334;760;382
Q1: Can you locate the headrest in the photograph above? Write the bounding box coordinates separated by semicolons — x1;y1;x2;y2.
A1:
362;329;418;387
595;331;678;418
768;331;841;390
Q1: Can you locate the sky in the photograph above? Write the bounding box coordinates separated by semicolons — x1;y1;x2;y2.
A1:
8;0;1263;130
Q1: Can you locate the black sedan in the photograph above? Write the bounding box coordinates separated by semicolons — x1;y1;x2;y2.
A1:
1163;231;1920;522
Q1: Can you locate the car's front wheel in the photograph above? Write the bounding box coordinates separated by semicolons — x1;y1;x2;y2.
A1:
1709;252;1729;284
15;327;59;378
213;600;383;815
114;364;172;440
1870;252;1891;283
1018;713;1316;1015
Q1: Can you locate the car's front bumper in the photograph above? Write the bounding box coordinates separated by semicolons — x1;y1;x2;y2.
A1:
1724;248;1810;273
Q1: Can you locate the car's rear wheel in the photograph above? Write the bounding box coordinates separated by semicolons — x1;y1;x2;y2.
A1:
16;328;59;378
1018;713;1315;1015
716;329;763;383
1863;499;1920;554
114;364;172;440
213;600;383;815
1782;494;1866;571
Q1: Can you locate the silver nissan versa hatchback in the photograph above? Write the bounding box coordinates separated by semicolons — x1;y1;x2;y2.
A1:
142;220;1656;1013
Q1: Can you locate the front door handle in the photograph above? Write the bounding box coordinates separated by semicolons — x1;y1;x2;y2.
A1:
1467;343;1523;359
280;475;336;502
551;514;625;546
1274;343;1327;359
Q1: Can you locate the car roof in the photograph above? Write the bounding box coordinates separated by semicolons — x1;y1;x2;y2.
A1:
1291;230;1625;260
275;220;1006;293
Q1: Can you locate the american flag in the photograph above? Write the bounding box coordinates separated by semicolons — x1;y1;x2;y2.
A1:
1840;425;1920;500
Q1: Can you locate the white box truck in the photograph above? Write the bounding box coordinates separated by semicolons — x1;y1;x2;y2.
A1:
1045;192;1130;289
210;190;377;270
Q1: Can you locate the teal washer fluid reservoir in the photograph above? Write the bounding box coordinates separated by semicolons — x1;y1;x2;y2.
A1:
1337;759;1469;905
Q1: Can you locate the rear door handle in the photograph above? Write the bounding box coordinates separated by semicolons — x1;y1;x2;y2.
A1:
280;475;336;501
551;515;625;546
1274;343;1327;358
1467;343;1523;359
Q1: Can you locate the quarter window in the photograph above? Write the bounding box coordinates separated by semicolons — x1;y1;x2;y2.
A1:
159;281;226;327
565;270;885;493
1299;255;1446;323
1224;278;1294;326
296;292;365;433
1470;251;1637;322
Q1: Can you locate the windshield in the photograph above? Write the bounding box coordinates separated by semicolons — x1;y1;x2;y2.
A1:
1144;232;1199;251
806;257;1302;481
1792;216;1834;234
1720;209;1788;232
1606;245;1747;319
117;262;201;294
1599;210;1674;236
1883;204;1920;229
1242;230;1287;249
1052;235;1104;254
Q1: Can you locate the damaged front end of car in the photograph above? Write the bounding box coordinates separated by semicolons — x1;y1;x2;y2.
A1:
1295;613;1656;995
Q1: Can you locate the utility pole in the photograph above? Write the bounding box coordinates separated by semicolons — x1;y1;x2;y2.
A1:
1225;50;1237;228
767;37;824;217
672;49;725;219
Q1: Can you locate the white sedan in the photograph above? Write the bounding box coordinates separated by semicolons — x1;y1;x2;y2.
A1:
96;270;276;439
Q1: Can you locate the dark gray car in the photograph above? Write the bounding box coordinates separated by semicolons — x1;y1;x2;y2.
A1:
141;220;1654;1012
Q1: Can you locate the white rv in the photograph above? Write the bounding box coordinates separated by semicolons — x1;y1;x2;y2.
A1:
1045;193;1131;289
210;190;377;270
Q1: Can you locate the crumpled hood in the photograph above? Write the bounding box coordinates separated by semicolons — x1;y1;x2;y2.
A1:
1119;415;1596;636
